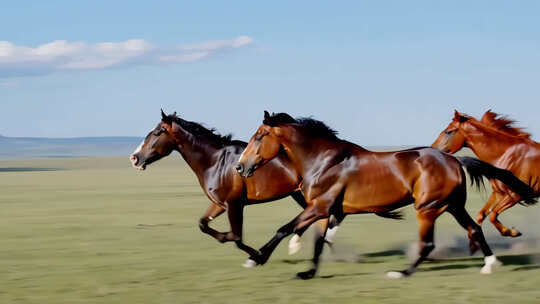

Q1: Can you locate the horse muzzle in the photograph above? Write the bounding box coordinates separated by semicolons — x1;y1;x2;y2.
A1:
235;162;255;178
130;154;147;171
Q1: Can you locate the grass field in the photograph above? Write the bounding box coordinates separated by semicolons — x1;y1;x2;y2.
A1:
2;156;540;303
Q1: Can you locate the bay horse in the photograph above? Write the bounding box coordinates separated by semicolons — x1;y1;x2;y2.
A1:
236;111;536;279
129;110;344;265
433;110;540;237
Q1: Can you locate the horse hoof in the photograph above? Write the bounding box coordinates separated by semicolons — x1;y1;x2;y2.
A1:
288;234;302;255
242;259;258;268
296;269;316;280
510;228;522;238
476;214;485;225
480;255;502;274
386;271;406;279
217;235;228;243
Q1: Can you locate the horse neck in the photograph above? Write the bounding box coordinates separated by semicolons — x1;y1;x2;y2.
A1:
461;121;523;163
175;132;221;178
280;135;343;177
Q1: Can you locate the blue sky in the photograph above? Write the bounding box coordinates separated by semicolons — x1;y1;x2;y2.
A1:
1;1;539;145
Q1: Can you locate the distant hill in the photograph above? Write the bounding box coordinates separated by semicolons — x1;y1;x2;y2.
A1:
0;136;142;160
0;135;444;161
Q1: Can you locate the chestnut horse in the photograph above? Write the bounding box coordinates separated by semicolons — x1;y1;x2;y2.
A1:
433;110;539;237
237;111;536;279
129;110;344;265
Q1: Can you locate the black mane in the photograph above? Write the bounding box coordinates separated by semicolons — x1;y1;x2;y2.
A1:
164;114;239;147
264;112;339;140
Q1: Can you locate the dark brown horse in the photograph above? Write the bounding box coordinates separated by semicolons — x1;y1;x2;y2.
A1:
236;111;536;279
129;110;344;265
433;110;540;237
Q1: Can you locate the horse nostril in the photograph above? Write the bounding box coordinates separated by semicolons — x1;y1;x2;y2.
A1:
130;155;138;164
235;163;243;173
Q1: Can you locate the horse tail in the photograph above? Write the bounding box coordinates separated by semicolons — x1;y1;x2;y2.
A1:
375;210;405;220
456;156;538;206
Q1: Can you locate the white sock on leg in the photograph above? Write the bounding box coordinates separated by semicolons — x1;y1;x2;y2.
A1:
480;255;501;274
325;226;339;243
288;234;302;255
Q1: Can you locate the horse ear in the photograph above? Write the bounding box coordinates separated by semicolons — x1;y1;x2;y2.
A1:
453;110;468;123
263;110;271;125
453;110;460;120
161;109;172;124
161;109;167;120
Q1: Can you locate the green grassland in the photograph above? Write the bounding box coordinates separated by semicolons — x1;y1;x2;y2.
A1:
2;156;540;303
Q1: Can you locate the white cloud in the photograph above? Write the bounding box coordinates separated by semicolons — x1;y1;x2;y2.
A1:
159;52;210;63
0;36;253;77
182;35;253;52
59;39;154;69
231;36;253;48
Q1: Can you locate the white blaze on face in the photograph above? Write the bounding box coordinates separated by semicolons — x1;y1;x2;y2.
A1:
133;139;145;155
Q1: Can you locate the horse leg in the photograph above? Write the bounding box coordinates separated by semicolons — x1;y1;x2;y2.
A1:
287;216;342;255
476;192;499;225
296;218;329;280
290;190;308;208
288;190;346;255
253;203;330;266
218;202;262;267
326;211;346;244
198;203;227;241
288;191;308;255
448;204;500;274
387;209;438;278
490;195;522;237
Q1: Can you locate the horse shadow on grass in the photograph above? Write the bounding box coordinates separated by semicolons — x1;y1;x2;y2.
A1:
317;272;371;279
362;249;404;258
279;250;540;278
280;249;404;266
420;252;540;272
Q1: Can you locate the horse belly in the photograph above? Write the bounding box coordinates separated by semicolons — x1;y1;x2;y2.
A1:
341;179;411;214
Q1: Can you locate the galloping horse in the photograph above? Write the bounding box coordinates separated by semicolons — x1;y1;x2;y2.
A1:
433;110;540;237
129;110;344;264
236;111;536;279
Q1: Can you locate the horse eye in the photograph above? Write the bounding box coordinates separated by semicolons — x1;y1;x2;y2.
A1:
154;127;167;136
445;130;455;135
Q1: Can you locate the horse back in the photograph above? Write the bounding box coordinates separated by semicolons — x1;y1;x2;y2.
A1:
340;149;425;212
